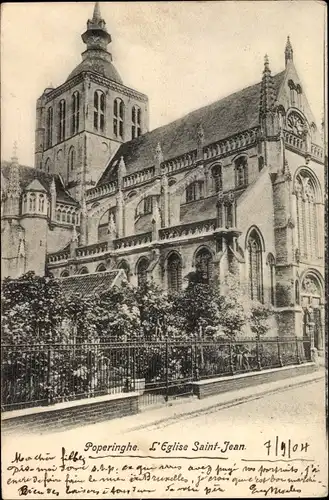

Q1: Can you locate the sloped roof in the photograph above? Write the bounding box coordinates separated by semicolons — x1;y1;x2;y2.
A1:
59;269;126;298
66;58;123;84
98;71;286;185
1;162;78;205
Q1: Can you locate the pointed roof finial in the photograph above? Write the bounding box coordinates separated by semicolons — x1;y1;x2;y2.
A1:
155;143;163;164
50;176;56;194
260;54;275;116
92;2;102;23
197;123;205;145
285;35;293;66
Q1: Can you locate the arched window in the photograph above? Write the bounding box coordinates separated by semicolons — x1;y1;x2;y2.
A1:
113;98;124;138
45;158;51;173
29;193;36;212
137;257;149;286
22;194;28;213
296;85;302;108
68;147;75;174
46;107;53;148
38;194;45;213
79;267;89;275
56;209;61;221
136;196;153;218
195;248;213;284
288;80;297;106
167;253;182;292
131;106;141;138
235;157;248;188
258;156;264;172
118;260;130;282
60;270;69;277
185;181;204;203
96;264;107;272
98;207;116;242
212;164;222;192
94;90;105;132
294;170;320;260
295;280;300;305
71;91;80;135
58;99;66;142
267;253;275;305
248;229;263;302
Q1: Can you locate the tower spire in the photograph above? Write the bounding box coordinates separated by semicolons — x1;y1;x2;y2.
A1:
92;2;102;23
285;36;293;66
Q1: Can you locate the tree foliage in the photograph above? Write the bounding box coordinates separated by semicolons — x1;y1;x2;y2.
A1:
1;271;273;344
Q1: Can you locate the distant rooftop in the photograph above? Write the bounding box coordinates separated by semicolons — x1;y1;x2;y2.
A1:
58;269;127;298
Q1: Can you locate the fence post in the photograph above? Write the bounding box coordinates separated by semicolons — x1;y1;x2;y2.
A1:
132;346;136;390
295;336;301;365
277;337;283;367
165;337;169;402
256;338;262;370
46;347;52;404
229;342;235;375
194;337;200;381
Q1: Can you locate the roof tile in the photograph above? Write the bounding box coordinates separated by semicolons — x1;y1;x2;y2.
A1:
98;72;285;185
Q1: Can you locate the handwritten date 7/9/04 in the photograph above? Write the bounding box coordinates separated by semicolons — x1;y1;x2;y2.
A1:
264;437;310;459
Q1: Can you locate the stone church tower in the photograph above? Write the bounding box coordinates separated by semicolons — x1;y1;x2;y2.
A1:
34;2;149;200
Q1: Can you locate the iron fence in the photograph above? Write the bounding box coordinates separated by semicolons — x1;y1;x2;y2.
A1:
1;336;311;412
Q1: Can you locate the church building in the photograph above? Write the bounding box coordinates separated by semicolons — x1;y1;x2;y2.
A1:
1;3;325;348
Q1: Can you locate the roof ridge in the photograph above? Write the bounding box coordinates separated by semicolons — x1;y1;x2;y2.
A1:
135;70;286;140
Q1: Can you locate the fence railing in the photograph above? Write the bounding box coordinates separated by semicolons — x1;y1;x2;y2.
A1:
1;336;311;412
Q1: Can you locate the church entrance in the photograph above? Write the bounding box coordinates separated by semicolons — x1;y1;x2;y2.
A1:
301;273;324;351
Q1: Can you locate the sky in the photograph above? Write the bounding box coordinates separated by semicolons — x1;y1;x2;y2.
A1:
1;1;326;166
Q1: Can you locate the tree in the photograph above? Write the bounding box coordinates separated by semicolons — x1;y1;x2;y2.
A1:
216;272;250;339
249;301;273;339
1;271;66;344
171;281;221;339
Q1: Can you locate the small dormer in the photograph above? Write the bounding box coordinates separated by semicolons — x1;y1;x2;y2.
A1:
22;179;49;217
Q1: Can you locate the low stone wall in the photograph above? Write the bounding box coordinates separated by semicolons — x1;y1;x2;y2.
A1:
192;362;318;399
1;392;139;435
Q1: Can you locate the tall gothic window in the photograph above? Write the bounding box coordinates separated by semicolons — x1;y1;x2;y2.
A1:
46;107;53;148
68;147;75;178
248;229;263;302
136;196;153;217
38;194;45;213
295;280;300;305
94;90;105;132
294;170;320;260
45;158;51;173
113;98;124;138
167;253;182;292
267;253;275;305
71;91;80;135
195;248;213;284
212;164;223;192
132;106;141;138
185;181;204;203
29;193;36;212
58;99;66;142
235;156;248;188
137;258;149;286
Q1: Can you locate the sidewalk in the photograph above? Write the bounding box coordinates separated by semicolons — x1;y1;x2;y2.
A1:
34;365;324;439
123;366;325;433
